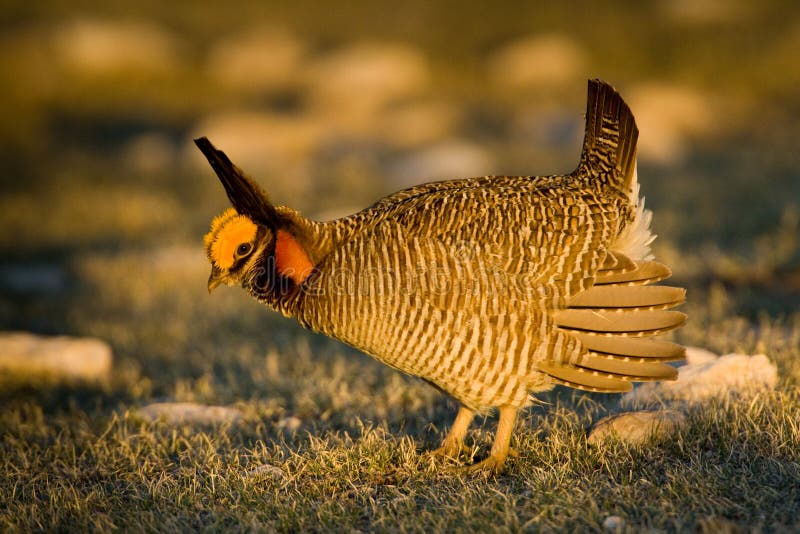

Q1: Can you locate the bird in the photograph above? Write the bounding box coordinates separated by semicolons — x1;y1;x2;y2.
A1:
197;79;686;474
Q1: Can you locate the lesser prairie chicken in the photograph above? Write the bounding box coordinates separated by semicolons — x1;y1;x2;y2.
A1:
198;79;686;473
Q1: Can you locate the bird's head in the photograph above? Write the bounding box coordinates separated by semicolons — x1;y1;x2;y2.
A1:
204;208;264;291
196;137;314;295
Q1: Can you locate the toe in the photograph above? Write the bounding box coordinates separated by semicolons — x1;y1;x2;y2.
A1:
463;455;506;475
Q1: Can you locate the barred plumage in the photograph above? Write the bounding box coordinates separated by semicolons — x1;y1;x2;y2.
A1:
198;80;686;473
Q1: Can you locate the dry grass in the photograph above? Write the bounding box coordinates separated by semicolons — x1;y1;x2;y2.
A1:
2;362;799;531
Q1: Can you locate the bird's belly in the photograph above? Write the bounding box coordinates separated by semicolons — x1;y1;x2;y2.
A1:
325;300;552;410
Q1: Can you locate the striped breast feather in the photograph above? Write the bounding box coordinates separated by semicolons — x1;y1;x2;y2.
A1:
536;249;686;393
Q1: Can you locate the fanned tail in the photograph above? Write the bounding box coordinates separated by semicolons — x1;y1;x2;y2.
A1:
538;251;686;393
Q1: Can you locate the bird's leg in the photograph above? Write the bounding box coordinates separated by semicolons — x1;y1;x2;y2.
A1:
429;405;475;459
466;405;518;474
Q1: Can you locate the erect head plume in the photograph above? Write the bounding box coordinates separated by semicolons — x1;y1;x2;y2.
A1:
194;137;280;228
204;208;258;270
197;138;316;293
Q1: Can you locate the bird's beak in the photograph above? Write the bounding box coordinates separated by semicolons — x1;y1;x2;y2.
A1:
208;266;224;293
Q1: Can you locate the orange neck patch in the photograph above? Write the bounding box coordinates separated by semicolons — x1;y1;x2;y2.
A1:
275;230;314;284
205;208;258;269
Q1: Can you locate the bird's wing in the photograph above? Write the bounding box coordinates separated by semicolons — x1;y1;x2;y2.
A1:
391;179;623;304
312;179;620;325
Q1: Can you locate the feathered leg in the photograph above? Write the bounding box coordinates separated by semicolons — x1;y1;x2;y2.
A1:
429;405;474;458
466;405;518;474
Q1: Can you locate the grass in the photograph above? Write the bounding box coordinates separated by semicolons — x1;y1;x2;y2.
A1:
2;1;800;531
2;369;799;531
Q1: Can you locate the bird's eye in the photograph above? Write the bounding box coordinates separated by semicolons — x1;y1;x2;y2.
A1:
237;243;252;256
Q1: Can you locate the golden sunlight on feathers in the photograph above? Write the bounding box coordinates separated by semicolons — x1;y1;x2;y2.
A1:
204;208;258;269
197;80;687;474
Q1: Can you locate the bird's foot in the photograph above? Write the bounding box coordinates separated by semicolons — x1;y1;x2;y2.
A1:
463;454;507;476
424;441;469;461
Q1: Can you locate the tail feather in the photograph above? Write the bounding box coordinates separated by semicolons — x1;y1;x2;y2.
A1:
538;362;633;393
572;333;685;362
573;354;678;381
538;250;685;392
578;79;639;194
595;261;671;286
567;285;685;310
553;309;687;335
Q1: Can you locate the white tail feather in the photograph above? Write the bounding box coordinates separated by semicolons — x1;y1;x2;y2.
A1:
613;166;656;261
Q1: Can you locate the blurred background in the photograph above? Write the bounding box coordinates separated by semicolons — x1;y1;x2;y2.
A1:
1;0;798;401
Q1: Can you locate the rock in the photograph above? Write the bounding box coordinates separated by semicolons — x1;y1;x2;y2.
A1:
143;245;207;275
684;346;719;366
623;349;778;406
190;111;325;167
510;107;582;153
245;464;286;480
136;402;243;425
659;0;751;25
389;140;494;187
487;34;586;90
588;410;686;445
0;332;112;382
52;17;181;76
626;83;714;165
602;515;626;533
206;28;306;94
120;132;177;175
378;100;461;148
277;416;302;432
306;43;429;115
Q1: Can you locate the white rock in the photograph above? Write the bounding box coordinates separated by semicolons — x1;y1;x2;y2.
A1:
121;132;177;175
277;416;302;432
137;402;243;425
206;28;306;93
589;410;686;445
245;464;286;480
602;515;626;533
389;140;494;187
143;245;207;274
0;332;112;382
623;350;778;405
378;100;461;148
190;111;325;166
488;34;586;90
626;83;714;165
306;43;429;114
52;18;181;76
659;0;751;25
685;346;719;365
